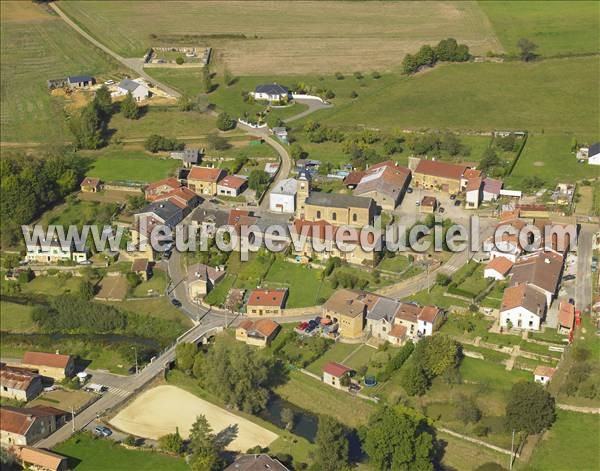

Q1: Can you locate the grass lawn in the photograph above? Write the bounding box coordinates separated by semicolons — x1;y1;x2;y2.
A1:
0;301;38;333
407;285;469;310
107;297;193;329
37;198;119;228
479;1;600;56
54;432;188;471
438;430;508;471
131;270;167;297
480;282;506;309
507;134;600;188
377;254;412;273
459;357;530;391
262;259;333;308
524;410;600;471
108;108;217;140
0;1;122;143
275;370;375;428
315;58;599;134
344;344;380;372
305;342;359;376
453;263;493;298
81;147;180;184
21;275;82;296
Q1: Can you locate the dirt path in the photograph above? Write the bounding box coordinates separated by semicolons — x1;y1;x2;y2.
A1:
556;403;600;414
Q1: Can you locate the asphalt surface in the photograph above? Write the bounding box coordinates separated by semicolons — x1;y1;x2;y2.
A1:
575;224;595;312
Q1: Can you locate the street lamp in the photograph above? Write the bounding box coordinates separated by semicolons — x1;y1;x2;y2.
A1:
131;346;138;375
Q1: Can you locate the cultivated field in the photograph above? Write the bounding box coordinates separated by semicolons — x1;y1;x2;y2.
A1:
110;385;278;451
95;275;128;301
479;0;600;56
58;1;502;73
0;1;122;143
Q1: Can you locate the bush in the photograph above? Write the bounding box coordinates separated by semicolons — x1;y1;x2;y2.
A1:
123;435;137;446
350;90;358;98
353;71;363;79
216;112;236;131
371;71;381;79
324;89;335;99
473;424;490;437
334;72;344;80
175;56;184;65
144;134;183;153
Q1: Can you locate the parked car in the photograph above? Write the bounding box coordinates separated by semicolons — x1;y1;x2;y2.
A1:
568;298;575;305
171;299;182;307
297;321;308;331
563;274;576;281
454;200;462;207
449;194;456;200
163;251;172;260
438;207;445;213
78;260;92;265
314;316;322;324
415;201;420;206
104;79;115;85
94;426;112;437
406;187;413;194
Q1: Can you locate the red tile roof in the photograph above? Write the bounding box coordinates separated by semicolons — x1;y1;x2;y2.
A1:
81;177;100;187
146;177;181;194
465;177;482;192
463;168;482;179
388;324;407;338
421;196;437;207
415;160;467;181
0;365;40;392
534;365;556;378
131;258;149;272
219;175;247;190
0;406;67;435
418;306;440;323
188;166;226;182
323;362;352;378
22;352;71;369
487;256;514;276
238;319;280;338
247;289;287;307
557;301;575;329
344;171;365;186
15;447;67;471
501;284;546;314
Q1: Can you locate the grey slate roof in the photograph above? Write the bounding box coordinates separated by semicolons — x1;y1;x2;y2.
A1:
589;142;600;157
118;78;141;92
366;297;400;322
305;191;373;209
254;83;289;95
67;75;92;83
137;200;182;223
171;148;200;164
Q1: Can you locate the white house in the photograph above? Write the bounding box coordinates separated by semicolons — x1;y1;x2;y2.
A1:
484;256;513;280
484;238;522;263
417;306;443;336
510;250;564;306
533;365;556;385
252;83;290;102
26;240;88;264
500;284;547;331
322;362;351;391
116;79;150;102
482;177;503;201
269;178;297;213
588;142;600;165
465;178;482;209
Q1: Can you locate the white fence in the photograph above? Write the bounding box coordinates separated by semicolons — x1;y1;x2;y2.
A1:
292;93;327;103
238;119;267;129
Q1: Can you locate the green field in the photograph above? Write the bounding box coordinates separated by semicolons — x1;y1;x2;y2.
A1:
21;275;83;296
0;1;122;143
524;410;600;471
58;1;501;73
0;301;38;333
37;199;118;227
54;433;188;471
507;134;600;188
479;1;600;56
317;57;599;134
81;147;180;183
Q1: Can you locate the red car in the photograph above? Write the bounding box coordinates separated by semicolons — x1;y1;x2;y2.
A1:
297;322;308;331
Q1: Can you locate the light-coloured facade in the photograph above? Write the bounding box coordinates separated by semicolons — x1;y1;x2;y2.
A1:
269;178;297;213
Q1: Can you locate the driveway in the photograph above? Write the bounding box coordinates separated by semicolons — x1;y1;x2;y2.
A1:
284;97;333;123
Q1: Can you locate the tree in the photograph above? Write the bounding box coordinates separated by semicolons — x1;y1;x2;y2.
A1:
206;132;230;150
144;135;183;153
69;103;104;149
93;85;113;118
177;94;194;111
413;334;461;378
2;253;20;270
401;363;429;396
402;54;419;75
416;44;435;66
362;406;434;471
248;170;270;195
158;428;183;454
175;342;197;371
480;147;500;173
505;382;555;434
189;414;215;454
175;56;184;65
313;416;350;471
455;395;482;424
201;67;212;93
517;38;538;61
216;112;236;131
121;91;139;119
192;352;204;378
290;143;307;161
223;67;234;86
78;279;95;300
281;407;295;431
436;273;451;286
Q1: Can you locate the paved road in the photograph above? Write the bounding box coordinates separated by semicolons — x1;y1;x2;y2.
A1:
49;3;182;98
575;224;595;312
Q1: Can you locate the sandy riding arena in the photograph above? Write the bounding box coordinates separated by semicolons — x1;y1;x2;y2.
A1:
110;385;278;451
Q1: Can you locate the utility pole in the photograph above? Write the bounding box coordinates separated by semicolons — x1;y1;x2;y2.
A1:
71;406;75;432
509;428;515;470
131;346;138;374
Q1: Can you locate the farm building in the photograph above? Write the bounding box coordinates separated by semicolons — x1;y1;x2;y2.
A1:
0;365;43;402
170;148;200;167
67;75;94;88
588;142;600;165
482;177;503;201
187;166;227;196
80;176;101;192
21;352;75;380
412;159;468;194
14;447;69;471
420;196;437;213
352;161;411;210
0;406;68;446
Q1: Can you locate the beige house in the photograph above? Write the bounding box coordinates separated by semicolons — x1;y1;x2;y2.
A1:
21;352;75;381
322;289;373;339
0;406;68;446
0;365;43;402
187;166;227;196
187;263;226;300
246;289;288;317
235;319;280;348
413;159;468;194
303;192;375;227
15;446;69;471
80;176;101;193
131;258;150;281
322;362;352;390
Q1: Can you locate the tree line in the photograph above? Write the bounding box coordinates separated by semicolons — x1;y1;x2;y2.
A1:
402;38;471;75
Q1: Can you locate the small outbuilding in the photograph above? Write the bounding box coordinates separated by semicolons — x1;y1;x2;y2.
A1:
322;362;352;390
420;196;437;213
80;177;101;193
67;75;94;88
533;365;556;385
131;258;150;281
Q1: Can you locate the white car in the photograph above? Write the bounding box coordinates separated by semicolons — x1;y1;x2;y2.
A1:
78;260;92;265
104;79;115;85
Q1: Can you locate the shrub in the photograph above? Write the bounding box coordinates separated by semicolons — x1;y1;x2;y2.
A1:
353;71;363;79
175;56;184;65
371;71;381;79
334;72;344;80
350;90;358;98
